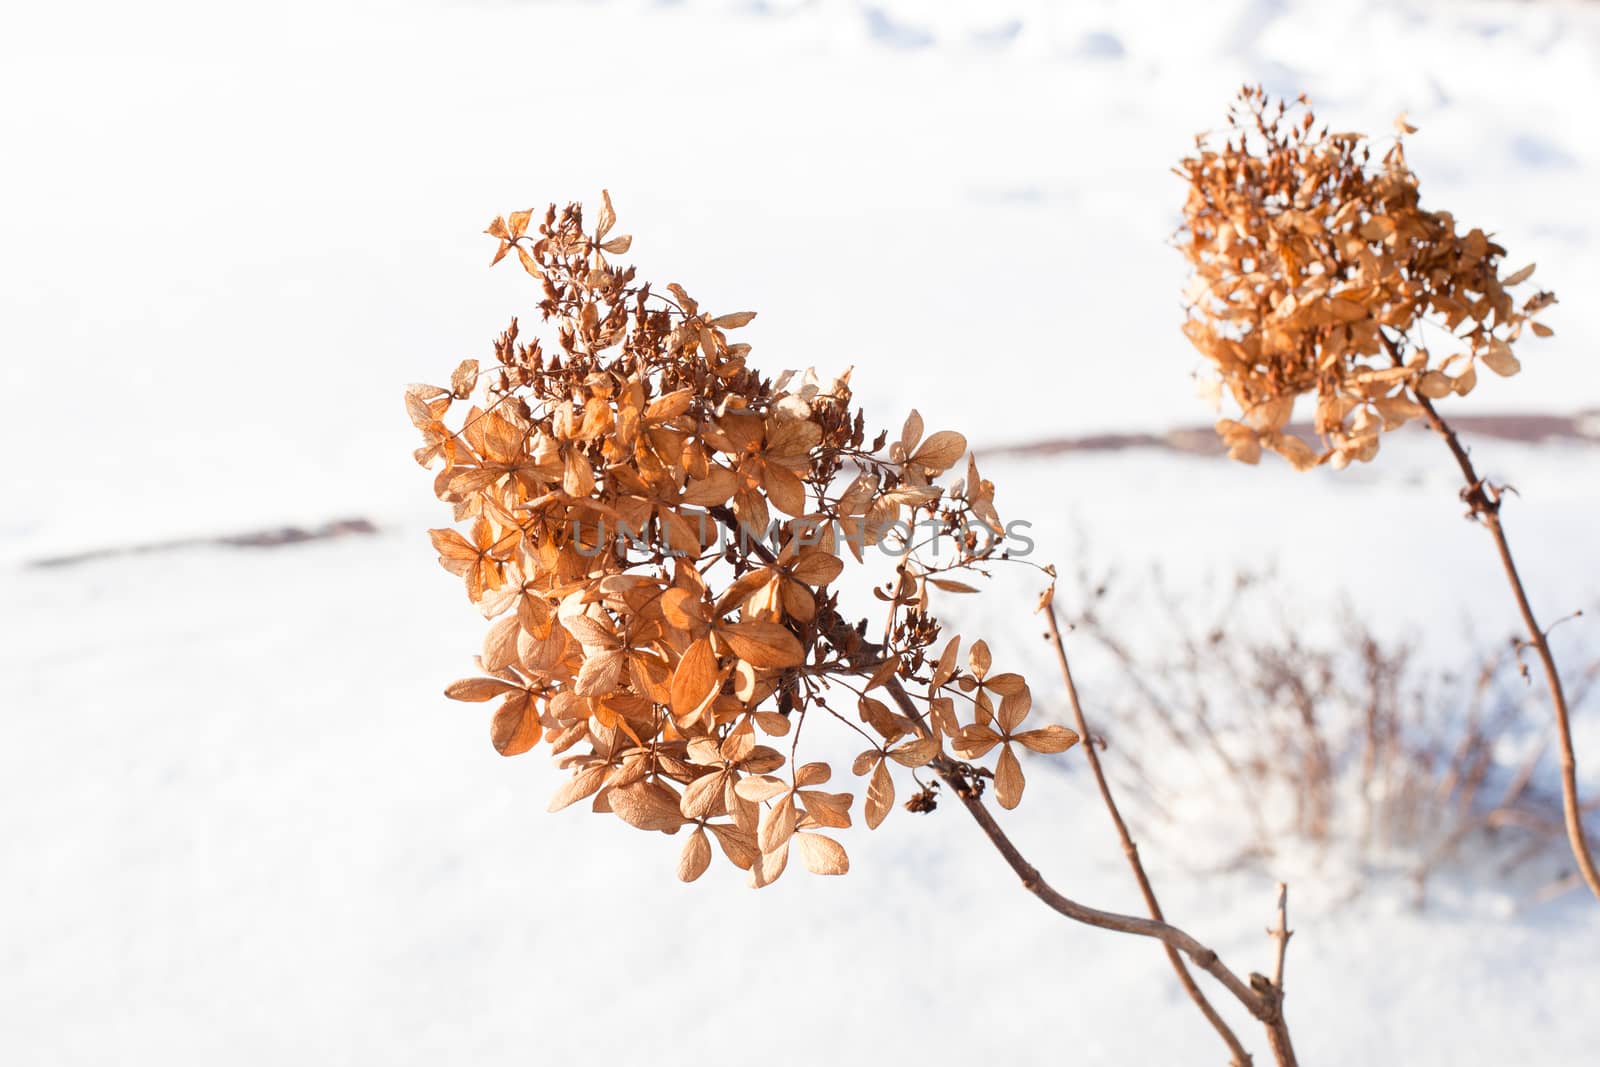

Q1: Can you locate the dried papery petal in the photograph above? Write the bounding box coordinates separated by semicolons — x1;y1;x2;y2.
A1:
677;827;712;882
548;764;609;813
800;790;853;829
444;677;522;702
888;737;940;768
952;724;1002;760
609;780;687;833
670;638;722;724
795;833;850;876
864;760;894;830
794;762;831;787
969;640;992;679
994;745;1025;810
910;430;967;473
750;841;788;888
680;771;728;821
757;793;798;854
721;620;805;670
490;693;542;756
1014;725;1080;754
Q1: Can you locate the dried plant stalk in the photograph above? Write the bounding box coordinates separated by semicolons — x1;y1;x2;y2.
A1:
1401;378;1600;900
1041;591;1260;1067
917;734;1297;1067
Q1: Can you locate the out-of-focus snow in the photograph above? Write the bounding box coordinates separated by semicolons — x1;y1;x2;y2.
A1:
5;0;1600;1063
5;438;1598;1065
3;0;1599;560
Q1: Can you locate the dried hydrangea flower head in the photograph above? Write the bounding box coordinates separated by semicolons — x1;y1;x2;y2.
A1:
406;194;1076;887
1176;87;1556;469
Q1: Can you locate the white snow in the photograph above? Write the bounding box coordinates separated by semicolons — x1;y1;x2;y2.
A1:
4;0;1600;1063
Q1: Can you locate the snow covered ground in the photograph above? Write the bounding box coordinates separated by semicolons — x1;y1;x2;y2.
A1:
4;0;1600;562
4;0;1600;1063
5;439;1598;1065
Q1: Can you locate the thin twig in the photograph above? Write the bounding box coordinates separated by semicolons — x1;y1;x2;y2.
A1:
1411;387;1600;902
710;505;1295;1064
1376;330;1600;901
917;726;1269;1015
1269;883;1292;989
1258;883;1297;1067
1042;597;1255;1067
880;671;1299;1066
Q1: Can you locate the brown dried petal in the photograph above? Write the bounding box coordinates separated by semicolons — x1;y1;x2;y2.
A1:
677;827;712;882
865;760;894;830
608;780;687;833
490;692;541;756
994;744;1025;810
444;677;521;702
1013;725;1080;754
722;619;804;669
951;724;1002;760
794;833;849;876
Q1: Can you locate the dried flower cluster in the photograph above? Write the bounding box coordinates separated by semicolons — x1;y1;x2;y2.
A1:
407;194;1076;886
1176;87;1557;469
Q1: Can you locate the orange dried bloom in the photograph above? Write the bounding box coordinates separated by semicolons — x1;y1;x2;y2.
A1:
1176;87;1556;469
408;194;1076;885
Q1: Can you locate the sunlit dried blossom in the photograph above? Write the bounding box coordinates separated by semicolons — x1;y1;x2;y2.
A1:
408;194;1076;886
1176;87;1556;469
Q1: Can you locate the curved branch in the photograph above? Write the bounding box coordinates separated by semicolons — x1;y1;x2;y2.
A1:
1411;388;1600;902
1376;330;1600;902
1043;600;1257;1067
874;672;1281;1030
709;503;1294;1061
925;743;1271;1014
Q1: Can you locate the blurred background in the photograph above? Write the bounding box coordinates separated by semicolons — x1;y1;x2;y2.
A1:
4;1;1598;1063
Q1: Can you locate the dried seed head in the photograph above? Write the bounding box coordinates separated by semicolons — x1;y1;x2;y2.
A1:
1176;87;1555;470
411;193;1077;885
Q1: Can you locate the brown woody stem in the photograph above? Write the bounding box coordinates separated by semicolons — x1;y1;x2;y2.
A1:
708;504;1294;1062
1376;330;1599;902
1262;883;1296;1066
878;672;1296;1061
1269;883;1291;990
1408;389;1600;902
1043;601;1260;1067
919;735;1264;1009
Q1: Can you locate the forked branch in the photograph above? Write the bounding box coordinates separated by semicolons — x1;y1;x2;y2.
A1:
1042;596;1257;1067
874;667;1298;1066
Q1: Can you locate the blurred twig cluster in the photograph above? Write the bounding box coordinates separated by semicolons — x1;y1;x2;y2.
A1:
1059;559;1599;906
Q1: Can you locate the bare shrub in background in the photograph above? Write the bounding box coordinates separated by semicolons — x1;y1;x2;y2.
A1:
1059;561;1600;906
1176;87;1599;902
